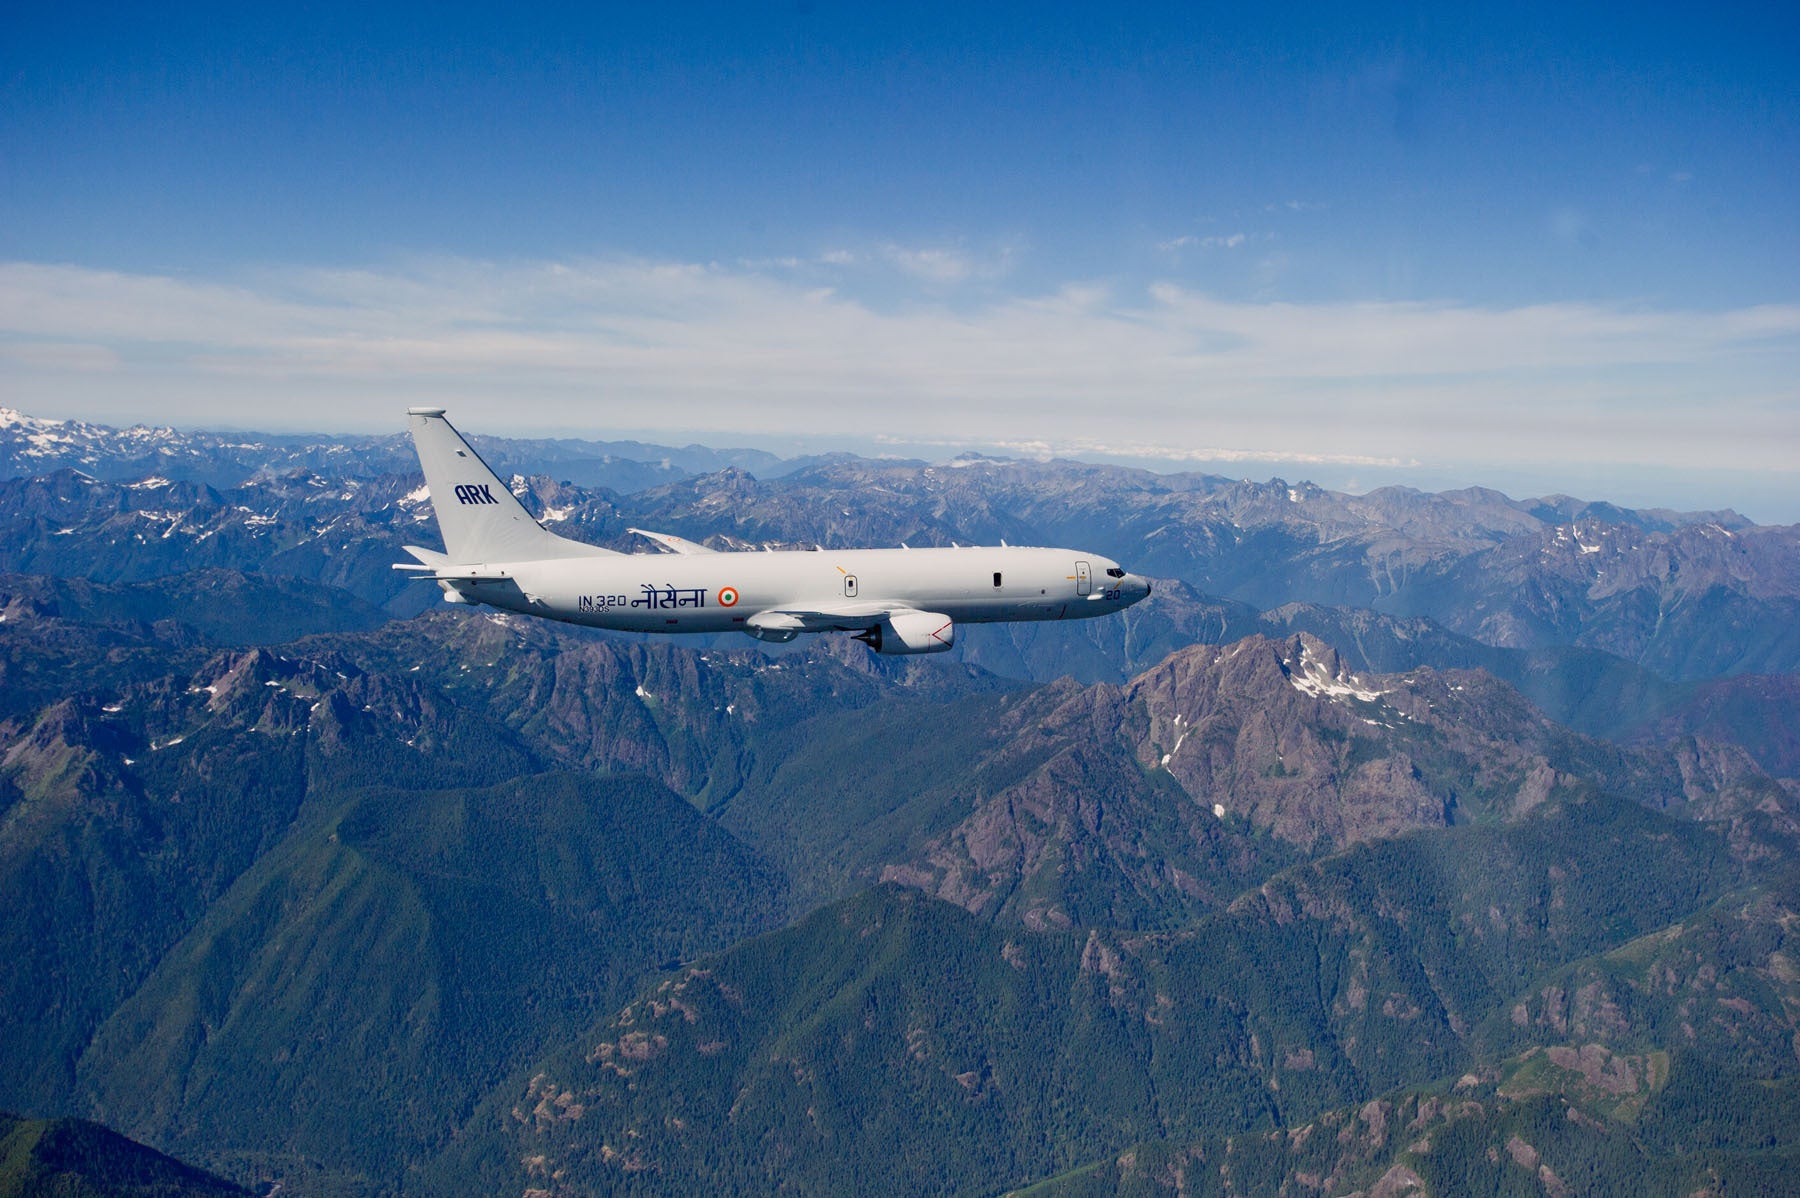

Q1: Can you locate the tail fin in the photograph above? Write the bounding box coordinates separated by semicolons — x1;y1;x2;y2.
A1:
406;408;617;563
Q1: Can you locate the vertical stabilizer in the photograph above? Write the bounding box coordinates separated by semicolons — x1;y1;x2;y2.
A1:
406;408;614;562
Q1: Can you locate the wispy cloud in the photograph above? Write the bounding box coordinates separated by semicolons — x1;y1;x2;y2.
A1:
887;242;1020;283
1;256;1795;477
1158;233;1254;252
880;245;975;283
806;241;1020;285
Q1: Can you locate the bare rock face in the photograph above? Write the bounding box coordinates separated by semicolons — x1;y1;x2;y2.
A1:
880;631;1779;927
880;677;1240;930
1127;635;1455;847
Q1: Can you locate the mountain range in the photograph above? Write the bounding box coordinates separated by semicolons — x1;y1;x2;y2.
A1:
1;409;1796;1195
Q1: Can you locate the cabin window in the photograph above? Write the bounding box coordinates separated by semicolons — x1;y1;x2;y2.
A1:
993;572;1003;588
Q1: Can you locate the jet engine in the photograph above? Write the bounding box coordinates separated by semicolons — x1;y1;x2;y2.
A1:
853;610;954;655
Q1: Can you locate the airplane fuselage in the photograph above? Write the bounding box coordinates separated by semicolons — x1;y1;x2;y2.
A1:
449;544;1141;634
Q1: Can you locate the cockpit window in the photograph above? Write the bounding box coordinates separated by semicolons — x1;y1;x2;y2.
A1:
1105;567;1126;578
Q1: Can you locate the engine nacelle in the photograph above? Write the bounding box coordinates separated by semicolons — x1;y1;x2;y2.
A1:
856;610;955;655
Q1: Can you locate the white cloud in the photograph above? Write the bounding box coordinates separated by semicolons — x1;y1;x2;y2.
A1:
880;245;974;283
1159;233;1252;252
773;242;1020;285
0;256;1795;477
874;241;1021;284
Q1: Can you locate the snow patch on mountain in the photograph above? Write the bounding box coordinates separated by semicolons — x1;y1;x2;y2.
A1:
1283;642;1388;703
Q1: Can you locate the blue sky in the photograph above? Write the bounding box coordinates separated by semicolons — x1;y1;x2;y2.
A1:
3;2;1797;518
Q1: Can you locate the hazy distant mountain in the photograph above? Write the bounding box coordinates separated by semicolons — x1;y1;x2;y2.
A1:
0;406;793;492
5;409;1798;686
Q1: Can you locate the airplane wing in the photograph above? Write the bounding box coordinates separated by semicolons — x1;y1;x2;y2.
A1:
747;602;955;653
628;528;718;555
745;601;924;633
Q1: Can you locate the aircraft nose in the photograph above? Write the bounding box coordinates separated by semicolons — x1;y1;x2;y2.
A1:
1126;573;1151;602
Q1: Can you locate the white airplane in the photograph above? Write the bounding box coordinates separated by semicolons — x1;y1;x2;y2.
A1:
394;408;1151;654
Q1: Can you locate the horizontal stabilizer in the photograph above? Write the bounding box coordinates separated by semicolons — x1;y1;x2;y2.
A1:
397;544;451;568
392;566;517;583
392;543;513;582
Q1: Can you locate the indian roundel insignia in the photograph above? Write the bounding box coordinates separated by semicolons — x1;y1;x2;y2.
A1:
717;586;740;607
